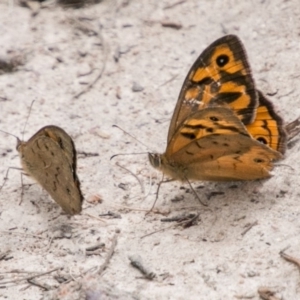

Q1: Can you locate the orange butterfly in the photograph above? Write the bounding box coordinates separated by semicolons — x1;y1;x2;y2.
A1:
149;35;296;186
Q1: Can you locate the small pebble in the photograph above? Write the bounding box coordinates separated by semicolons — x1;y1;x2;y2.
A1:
132;82;144;92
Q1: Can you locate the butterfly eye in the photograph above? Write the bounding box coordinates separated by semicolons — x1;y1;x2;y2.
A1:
216;54;229;67
181;132;196;139
254;158;265;163
257;137;267;145
209;116;219;121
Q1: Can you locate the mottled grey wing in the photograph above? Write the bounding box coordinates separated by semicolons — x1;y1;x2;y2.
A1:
20;126;83;215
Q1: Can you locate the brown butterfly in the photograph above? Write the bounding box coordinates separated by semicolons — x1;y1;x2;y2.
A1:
149;35;295;186
16;125;83;215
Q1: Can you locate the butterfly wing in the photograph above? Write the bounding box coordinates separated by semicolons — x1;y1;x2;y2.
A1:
169;134;281;181
162;107;281;181
285;115;300;141
18;126;83;215
246;91;287;154
166;106;252;156
168;35;258;142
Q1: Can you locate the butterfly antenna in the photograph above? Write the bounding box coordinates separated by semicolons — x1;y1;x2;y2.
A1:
22;100;35;140
110;152;149;161
112;125;150;150
0;129;19;140
275;163;294;171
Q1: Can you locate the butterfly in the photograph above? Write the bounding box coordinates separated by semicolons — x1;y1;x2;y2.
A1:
16;125;83;215
149;35;296;185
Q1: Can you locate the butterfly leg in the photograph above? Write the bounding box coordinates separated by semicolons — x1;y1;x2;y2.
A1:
0;166;23;193
146;177;175;214
19;172;35;205
20;172;26;205
0;167;32;206
185;178;208;206
0;167;11;193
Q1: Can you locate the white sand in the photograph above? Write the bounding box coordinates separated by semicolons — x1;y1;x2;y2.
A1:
1;0;300;299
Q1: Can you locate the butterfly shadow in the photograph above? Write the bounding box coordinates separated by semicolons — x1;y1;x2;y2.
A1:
148;178;283;239
0;166;75;221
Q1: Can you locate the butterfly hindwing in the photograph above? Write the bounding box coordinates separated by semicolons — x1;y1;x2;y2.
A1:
166;106;251;156
160;107;281;181
246;91;287;154
18;126;83;215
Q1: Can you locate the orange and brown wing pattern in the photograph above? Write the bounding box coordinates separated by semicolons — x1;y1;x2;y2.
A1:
162;107;281;181
166;107;251;157
246;91;287;154
168;35;258;142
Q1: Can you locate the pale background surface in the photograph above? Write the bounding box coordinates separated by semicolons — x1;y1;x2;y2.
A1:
1;0;300;299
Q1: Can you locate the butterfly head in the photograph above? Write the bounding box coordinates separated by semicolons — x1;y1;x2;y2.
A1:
16;137;24;153
148;153;162;170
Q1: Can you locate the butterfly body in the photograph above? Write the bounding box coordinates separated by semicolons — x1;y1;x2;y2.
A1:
17;125;83;215
149;35;288;185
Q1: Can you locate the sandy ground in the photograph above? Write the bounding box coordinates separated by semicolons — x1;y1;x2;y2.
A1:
1;0;300;299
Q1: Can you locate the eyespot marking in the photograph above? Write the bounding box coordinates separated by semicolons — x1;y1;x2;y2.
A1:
257;137;267;145
216;54;229;67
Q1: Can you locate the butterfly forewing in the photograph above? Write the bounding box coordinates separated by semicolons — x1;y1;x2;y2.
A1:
168;35;258;142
